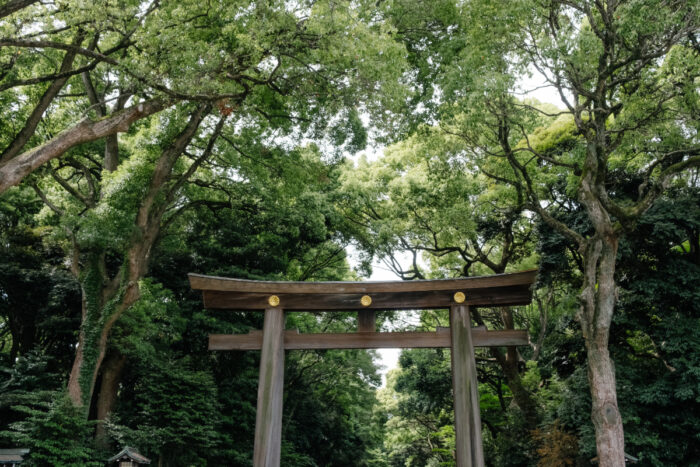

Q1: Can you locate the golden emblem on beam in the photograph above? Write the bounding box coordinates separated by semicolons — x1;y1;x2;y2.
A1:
360;295;372;307
268;295;280;307
453;292;466;304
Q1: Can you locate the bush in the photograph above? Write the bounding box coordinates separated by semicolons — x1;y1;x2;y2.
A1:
7;393;101;466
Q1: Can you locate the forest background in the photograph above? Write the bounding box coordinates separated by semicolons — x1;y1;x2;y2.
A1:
0;0;698;466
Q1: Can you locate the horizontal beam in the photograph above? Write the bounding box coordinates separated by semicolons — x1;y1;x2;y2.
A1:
190;269;537;294
202;285;532;310
209;328;529;350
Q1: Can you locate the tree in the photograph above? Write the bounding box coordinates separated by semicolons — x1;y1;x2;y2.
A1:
7;395;101;466
340;128;536;279
543;186;700;464
339;127;546;438
103;229;383;464
109;360;220;466
612;188;700;464
0;187;81;364
1;0;408;415
0;1;173;192
429;1;700;463
384;349;455;466
0;0;408;191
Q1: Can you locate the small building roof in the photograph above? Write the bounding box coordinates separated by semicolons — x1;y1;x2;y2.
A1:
0;448;29;464
108;447;151;464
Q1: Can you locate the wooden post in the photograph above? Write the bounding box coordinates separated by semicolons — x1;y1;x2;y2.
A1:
358;310;376;332
450;304;485;467
253;307;285;467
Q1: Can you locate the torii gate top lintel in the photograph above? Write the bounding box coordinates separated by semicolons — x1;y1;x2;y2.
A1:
188;268;537;311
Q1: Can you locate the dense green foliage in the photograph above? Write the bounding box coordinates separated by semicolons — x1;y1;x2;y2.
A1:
1;0;698;465
5;394;101;466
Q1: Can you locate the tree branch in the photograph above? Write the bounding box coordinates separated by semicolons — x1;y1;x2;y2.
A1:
0;0;40;19
0;98;171;193
0;30;87;163
164;115;227;204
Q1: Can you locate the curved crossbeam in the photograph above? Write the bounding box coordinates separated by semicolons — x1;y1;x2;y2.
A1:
189;269;537;310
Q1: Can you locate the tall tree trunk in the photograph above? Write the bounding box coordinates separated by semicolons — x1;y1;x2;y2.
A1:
575;137;626;466
579;235;625;467
67;267;139;409
95;349;127;443
67;291;92;407
65;105;210;410
496;309;539;429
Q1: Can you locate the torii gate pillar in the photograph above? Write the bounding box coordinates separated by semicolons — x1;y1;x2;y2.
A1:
451;304;485;467
254;307;285;466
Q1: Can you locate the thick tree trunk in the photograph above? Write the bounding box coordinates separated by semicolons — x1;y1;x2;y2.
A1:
586;337;624;466
67;278;139;409
95;349;127;442
579;236;625;467
67;294;90;407
67;339;85;405
573;136;627;466
65;106;209;411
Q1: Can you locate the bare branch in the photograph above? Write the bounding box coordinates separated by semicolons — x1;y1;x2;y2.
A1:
0;0;40;19
29;180;63;216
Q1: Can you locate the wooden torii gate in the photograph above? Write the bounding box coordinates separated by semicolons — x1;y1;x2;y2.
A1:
189;269;537;467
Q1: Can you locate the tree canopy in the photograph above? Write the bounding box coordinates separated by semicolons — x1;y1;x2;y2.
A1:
1;1;698;466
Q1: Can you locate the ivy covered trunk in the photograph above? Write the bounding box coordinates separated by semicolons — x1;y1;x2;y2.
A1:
67;260;140;409
66;105;211;412
95;349;127;442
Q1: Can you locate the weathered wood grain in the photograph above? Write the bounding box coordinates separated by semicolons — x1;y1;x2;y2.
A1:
358;310;376;332
253;308;285;467
201;285;532;310
189;269;537;294
208;328;528;350
451;305;485;467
